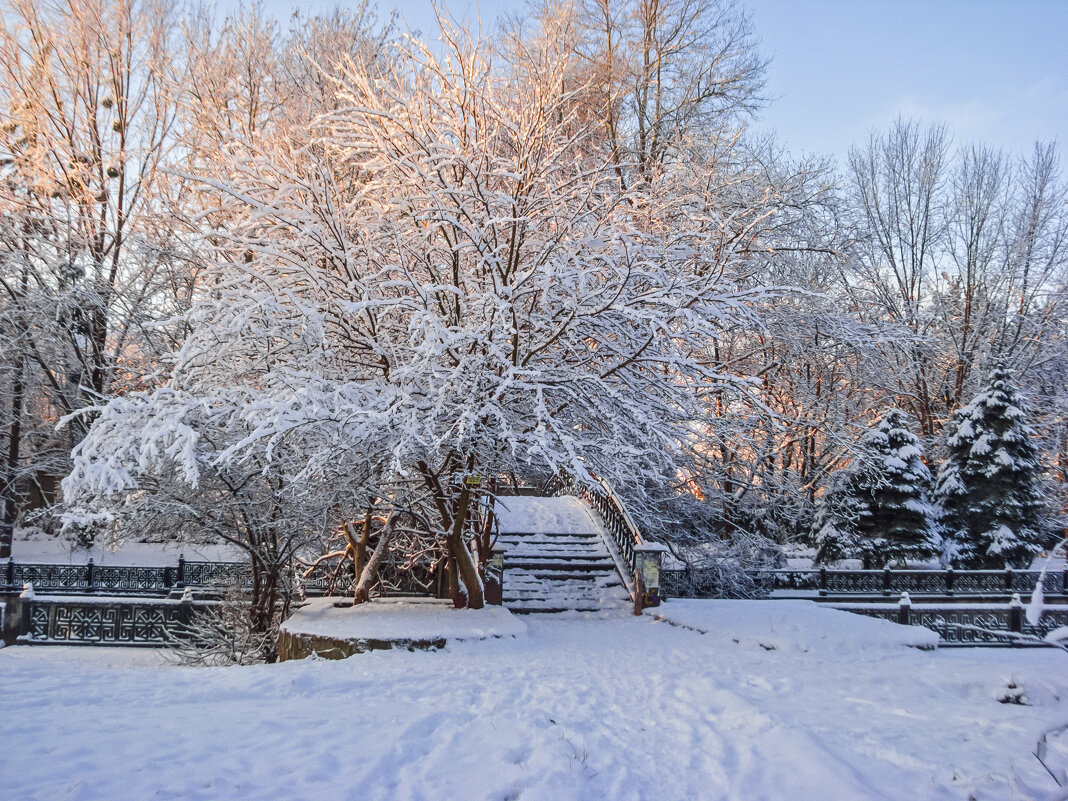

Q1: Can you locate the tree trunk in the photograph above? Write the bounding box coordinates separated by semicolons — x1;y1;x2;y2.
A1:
449;479;484;609
0;355;22;559
353;513;396;604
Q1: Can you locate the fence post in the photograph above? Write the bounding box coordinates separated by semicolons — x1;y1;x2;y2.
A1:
945;566;954;595
176;555;186;588
484;543;507;606
1009;593;1023;642
897;592;911;625
1005;567;1014;592
1062;568;1067;595
17;583;35;641
86;558;95;592
5;558;13;589
882;567;892;596
819;567;827;596
633;544;667;611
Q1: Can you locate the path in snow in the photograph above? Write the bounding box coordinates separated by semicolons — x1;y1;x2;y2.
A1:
1;604;1066;800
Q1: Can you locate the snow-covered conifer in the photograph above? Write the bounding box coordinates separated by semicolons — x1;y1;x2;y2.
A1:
933;366;1047;568
813;409;937;568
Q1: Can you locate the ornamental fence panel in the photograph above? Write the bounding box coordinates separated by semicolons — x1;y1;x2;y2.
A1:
20;597;218;646
4;555;448;599
838;603;1068;647
1;558;248;595
664;567;1067;599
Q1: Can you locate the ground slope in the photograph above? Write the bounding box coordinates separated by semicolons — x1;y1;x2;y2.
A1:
1;602;1065;800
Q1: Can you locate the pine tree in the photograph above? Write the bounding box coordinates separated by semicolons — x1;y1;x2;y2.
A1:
813;409;937;568
934;366;1047;568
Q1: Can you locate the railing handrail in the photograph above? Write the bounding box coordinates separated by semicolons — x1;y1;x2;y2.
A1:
595;477;646;550
549;471;646;572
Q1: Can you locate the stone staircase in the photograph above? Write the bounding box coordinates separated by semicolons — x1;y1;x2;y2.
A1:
493;495;630;613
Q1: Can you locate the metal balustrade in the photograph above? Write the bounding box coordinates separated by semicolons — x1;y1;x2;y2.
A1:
18;596;218;646
1;556;247;595
547;473;645;573
836;602;1068;646
3;554;440;599
662;566;1068;599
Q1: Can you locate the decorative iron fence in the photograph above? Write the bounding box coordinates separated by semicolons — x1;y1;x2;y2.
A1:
19;597;218;646
834;601;1068;646
3;553;448;600
1;557;247;596
662;567;1068;599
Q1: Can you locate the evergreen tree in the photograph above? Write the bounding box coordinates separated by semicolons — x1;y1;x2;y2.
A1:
934;366;1047;568
813;409;938;568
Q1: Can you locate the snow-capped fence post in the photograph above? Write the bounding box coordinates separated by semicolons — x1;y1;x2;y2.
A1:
176;555;186;589
1;584;27;644
897;592;911;625
11;583;34;643
945;567;955;595
178;586;195;630
1009;594;1023;639
85;558;95;593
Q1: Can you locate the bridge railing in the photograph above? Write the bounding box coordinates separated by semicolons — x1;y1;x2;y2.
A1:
547;472;670;608
547;472;647;571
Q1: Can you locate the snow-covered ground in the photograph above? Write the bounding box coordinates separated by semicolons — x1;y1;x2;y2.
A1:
3;600;1067;801
282;597;527;641
4;528;242;564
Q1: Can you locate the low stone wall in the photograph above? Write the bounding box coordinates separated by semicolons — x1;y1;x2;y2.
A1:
277;629;446;661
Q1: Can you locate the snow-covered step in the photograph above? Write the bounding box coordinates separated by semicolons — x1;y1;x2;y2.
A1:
498;540;608;554
494;495;630;614
505;575;624;594
506;558;618;571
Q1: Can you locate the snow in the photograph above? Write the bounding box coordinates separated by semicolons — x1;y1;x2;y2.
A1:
4;530;242;565
494;494;604;535
654;599;940;650
1028;584;1046;626
1038;726;1068;786
3;602;1067;800
281;597;527;641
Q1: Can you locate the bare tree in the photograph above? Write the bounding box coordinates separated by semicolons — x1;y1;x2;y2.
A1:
0;0;193;552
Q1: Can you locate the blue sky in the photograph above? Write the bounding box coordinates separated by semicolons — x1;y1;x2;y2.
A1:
265;0;1067;166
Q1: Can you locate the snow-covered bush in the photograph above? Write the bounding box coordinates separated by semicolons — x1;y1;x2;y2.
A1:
168;583;277;666
667;531;785;599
